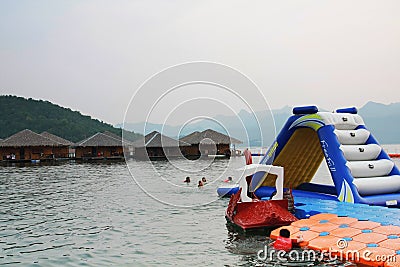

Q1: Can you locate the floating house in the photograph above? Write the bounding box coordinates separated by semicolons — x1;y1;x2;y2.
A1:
0;129;70;161
180;129;242;159
133;131;190;160
102;130;135;158
74;132;126;159
41;131;74;158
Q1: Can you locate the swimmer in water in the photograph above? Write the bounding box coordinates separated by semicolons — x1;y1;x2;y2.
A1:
184;177;190;183
273;228;303;252
198;181;204;187
273;229;292;252
224;176;233;183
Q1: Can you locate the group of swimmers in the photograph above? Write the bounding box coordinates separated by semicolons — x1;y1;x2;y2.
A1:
183;176;234;187
183;176;207;187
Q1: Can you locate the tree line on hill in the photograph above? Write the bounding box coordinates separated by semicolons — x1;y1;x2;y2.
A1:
0;95;142;143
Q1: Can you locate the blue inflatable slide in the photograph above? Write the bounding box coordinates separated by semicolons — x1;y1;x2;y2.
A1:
254;105;400;207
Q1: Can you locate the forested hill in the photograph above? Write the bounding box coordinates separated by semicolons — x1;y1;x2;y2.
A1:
0;95;142;142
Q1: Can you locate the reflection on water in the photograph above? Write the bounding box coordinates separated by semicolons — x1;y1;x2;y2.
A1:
0;156;399;266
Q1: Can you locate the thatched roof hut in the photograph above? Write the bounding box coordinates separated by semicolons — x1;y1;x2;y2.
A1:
0;129;70;160
132;131;190;160
180;129;242;145
74;132;127;159
0;129;62;147
132;131;190;148
41;131;73;146
75;132;123;147
179;129;242;159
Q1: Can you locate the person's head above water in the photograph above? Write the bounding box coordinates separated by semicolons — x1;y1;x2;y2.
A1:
184;177;190;183
224;176;233;183
279;228;290;238
201;177;206;182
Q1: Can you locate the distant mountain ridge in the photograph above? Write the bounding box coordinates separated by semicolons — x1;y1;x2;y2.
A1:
120;102;400;145
3;95;396;145
358;101;400;144
0;95;142;142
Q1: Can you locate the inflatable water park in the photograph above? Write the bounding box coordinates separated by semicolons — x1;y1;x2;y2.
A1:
220;105;400;266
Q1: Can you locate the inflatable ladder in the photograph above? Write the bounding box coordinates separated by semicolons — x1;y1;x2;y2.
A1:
335;126;400;196
258;105;400;206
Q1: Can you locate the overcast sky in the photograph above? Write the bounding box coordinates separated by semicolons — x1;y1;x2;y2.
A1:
1;0;400;125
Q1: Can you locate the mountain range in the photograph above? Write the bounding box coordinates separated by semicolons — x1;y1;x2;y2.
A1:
120;102;400;146
2;95;398;146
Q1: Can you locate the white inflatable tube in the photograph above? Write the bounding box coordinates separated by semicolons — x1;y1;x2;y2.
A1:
353;175;400;195
340;144;382;161
319;112;364;130
347;159;394;178
334;129;370;145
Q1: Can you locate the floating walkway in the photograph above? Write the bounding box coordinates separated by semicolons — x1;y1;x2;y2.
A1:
291;196;400;225
270;197;400;266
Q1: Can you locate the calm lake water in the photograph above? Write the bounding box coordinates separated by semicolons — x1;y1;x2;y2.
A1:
1;150;400;266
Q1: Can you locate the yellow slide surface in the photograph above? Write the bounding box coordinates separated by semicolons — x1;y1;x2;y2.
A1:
261;128;324;188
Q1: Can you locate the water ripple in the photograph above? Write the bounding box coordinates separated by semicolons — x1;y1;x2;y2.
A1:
1;159;397;266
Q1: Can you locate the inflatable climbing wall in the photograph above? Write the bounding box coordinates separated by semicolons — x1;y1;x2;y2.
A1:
257;106;400;207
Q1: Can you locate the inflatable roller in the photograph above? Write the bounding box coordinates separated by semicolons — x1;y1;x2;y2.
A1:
339;144;382;161
334;129;370;145
346;159;394;178
353;175;400;195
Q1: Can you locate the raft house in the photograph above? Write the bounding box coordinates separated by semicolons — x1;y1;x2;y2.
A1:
132;131;190;160
0;129;72;162
41;131;75;158
179;129;242;159
74;131;131;160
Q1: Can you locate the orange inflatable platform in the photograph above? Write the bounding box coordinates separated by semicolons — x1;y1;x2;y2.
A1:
271;213;400;266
